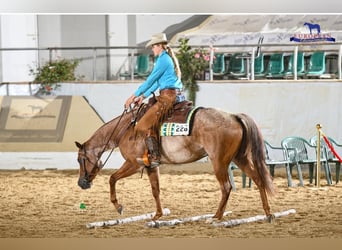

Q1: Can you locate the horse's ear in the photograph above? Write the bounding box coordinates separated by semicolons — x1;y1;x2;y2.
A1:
75;141;83;149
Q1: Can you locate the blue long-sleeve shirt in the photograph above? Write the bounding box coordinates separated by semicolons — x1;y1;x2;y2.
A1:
134;50;183;98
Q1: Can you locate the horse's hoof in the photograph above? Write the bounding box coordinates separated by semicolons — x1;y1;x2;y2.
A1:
152;214;162;221
117;205;124;215
267;214;275;223
205;216;221;224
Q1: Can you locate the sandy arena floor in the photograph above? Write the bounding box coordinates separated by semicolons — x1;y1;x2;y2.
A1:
0;162;342;238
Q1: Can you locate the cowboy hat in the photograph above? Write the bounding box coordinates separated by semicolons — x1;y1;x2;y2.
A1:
145;33;168;48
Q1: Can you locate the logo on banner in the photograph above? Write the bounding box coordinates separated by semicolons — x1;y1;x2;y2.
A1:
290;22;335;42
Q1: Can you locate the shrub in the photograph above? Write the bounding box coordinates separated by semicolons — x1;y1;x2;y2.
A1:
176;38;211;104
30;58;81;95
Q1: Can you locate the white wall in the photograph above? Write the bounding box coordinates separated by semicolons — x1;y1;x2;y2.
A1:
108;15;129;78
37;15;62;61
4;80;340;145
0;151;124;170
1;80;342;169
54;81;342;146
196;82;342;146
0;15;38;82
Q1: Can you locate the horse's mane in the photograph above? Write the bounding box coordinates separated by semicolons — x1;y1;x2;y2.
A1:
87;109;135;150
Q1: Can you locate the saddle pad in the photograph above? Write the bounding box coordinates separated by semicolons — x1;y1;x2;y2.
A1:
160;123;189;136
160;107;201;136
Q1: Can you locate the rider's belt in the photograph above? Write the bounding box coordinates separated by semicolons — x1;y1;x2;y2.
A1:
160;88;182;95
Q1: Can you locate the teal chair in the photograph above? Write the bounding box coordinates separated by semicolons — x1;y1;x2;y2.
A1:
228;53;245;79
310;135;342;184
254;53;266;78
305;51;326;78
282;136;332;186
119;54;152;79
265;53;285;79
233;36;264;80
212;53;227;78
228;162;252;191
283;52;305;79
264;140;294;187
136;54;152;78
325;137;342;184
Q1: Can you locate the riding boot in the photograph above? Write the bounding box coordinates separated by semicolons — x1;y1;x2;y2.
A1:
137;136;161;167
145;136;161;166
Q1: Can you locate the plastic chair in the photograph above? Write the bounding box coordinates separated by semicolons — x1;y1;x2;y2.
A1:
265;53;285;79
282;136;332;186
212;53;227;78
235;36;264;80
136;54;152;78
326;137;342;184
119;54;152;80
228;162;251;191
228;53;245;79
283;52;305;79
310;135;342;184
305;51;326;78
264;140;296;187
253;53;266;78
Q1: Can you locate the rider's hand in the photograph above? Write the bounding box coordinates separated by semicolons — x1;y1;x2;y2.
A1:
125;95;144;109
133;96;144;106
124;95;135;109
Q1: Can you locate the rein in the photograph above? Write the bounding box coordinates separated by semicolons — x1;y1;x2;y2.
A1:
81;108;131;178
97;104;140;168
80;104;142;180
99;108;131;167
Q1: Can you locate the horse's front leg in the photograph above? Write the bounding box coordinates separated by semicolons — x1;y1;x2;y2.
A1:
146;166;163;221
109;161;141;215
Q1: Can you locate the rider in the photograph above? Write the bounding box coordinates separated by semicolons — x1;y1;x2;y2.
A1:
124;33;183;167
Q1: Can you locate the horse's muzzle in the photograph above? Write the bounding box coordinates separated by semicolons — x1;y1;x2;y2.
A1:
78;177;92;189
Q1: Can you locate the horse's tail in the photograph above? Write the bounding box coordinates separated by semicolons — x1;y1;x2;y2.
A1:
234;113;276;197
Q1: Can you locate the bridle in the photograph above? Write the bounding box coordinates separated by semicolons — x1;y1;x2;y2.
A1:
78;146;103;182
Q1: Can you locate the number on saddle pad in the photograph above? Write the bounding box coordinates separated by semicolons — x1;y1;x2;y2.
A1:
160;123;190;136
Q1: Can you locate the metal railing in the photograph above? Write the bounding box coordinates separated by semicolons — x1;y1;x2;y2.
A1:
1;42;342;82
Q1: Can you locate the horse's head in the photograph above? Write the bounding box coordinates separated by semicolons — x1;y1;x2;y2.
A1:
75;141;103;190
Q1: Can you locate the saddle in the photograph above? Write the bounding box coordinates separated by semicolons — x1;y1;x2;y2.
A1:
134;96;200;136
135;96;193;123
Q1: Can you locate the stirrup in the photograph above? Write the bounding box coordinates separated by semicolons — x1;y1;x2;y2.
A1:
149;159;161;167
136;150;160;168
136;158;160;168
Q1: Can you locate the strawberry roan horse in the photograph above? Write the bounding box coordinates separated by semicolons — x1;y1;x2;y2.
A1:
75;106;276;221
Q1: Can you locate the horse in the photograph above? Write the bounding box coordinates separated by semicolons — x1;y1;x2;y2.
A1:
75;102;276;222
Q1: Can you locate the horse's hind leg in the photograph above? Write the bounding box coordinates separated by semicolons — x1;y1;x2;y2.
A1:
253;177;273;221
146;166;163;220
237;161;273;222
109;161;141;214
212;160;232;220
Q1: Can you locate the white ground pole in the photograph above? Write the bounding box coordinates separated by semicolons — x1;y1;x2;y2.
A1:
86;208;171;229
212;209;296;228
145;211;232;228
